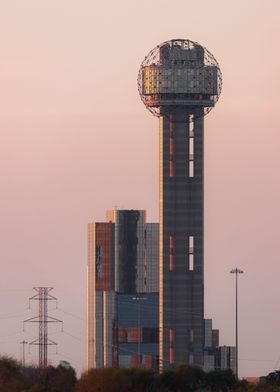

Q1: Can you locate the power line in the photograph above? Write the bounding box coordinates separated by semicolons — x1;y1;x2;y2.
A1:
55;307;85;322
239;358;276;363
62;330;84;342
0;311;36;320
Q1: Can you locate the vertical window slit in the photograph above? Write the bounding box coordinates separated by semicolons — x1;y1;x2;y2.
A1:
189;138;194;156
169;328;174;364
189;117;194;177
190;329;194;343
189;236;194;271
189;161;194;177
189;254;194;271
170;119;174;177
169;235;174;271
189;114;194;136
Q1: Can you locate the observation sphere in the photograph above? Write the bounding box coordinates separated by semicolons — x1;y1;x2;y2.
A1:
138;39;222;117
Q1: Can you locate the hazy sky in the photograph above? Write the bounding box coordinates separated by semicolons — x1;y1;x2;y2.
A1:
0;0;279;377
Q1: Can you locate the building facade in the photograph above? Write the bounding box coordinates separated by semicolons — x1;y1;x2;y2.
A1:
203;318;219;372
87;210;159;370
216;346;237;374
203;319;236;375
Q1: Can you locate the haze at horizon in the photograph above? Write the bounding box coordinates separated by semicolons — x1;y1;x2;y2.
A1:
0;0;279;377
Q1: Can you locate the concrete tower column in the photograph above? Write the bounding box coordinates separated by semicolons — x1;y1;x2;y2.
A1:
159;109;204;370
138;38;222;372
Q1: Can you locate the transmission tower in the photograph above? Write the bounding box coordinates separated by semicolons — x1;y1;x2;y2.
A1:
24;287;62;368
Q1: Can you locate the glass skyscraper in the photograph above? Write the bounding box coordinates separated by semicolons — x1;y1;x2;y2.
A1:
87;210;159;370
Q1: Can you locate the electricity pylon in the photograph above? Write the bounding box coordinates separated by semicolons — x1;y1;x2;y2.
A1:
24;287;62;368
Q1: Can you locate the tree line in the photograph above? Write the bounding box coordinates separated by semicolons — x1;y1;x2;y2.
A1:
0;355;278;391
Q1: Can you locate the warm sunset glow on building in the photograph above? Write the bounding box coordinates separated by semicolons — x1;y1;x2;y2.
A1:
138;39;222;370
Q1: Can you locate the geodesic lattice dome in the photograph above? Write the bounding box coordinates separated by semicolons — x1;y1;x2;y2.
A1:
138;39;222;118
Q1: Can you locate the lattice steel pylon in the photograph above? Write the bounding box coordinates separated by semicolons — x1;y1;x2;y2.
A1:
24;287;62;368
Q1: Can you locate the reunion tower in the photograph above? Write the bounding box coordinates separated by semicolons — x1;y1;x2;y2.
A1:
138;39;222;370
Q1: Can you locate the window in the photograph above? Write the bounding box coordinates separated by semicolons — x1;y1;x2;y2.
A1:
169;328;174;364
190;329;194;343
189;138;194;156
189;254;194;271
189;236;194;253
188;236;194;271
189;119;194;177
170;121;174;177
189;161;194;177
169;235;174;271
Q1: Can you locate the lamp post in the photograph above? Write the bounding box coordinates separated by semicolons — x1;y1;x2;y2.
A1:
230;268;244;379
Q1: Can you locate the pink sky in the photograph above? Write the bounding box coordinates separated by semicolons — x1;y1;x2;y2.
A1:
0;0;279;377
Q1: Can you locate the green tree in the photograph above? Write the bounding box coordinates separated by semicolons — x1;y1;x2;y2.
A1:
159;365;206;391
75;368;118;392
205;369;237;391
0;356;77;392
0;356;27;392
75;368;156;392
36;364;76;392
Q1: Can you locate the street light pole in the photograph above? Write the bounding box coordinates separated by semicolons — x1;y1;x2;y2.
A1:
20;340;28;367
230;268;244;379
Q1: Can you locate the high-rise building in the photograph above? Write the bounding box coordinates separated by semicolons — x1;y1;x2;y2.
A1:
203;319;215;372
203;319;221;372
212;329;220;349
203;319;236;374
87;210;159;370
138;39;222;370
216;346;237;374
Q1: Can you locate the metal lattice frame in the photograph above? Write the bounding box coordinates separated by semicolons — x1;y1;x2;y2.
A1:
138;39;222;118
24;287;63;368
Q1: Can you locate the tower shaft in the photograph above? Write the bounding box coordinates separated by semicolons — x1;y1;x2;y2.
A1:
38;287;48;369
159;109;204;370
